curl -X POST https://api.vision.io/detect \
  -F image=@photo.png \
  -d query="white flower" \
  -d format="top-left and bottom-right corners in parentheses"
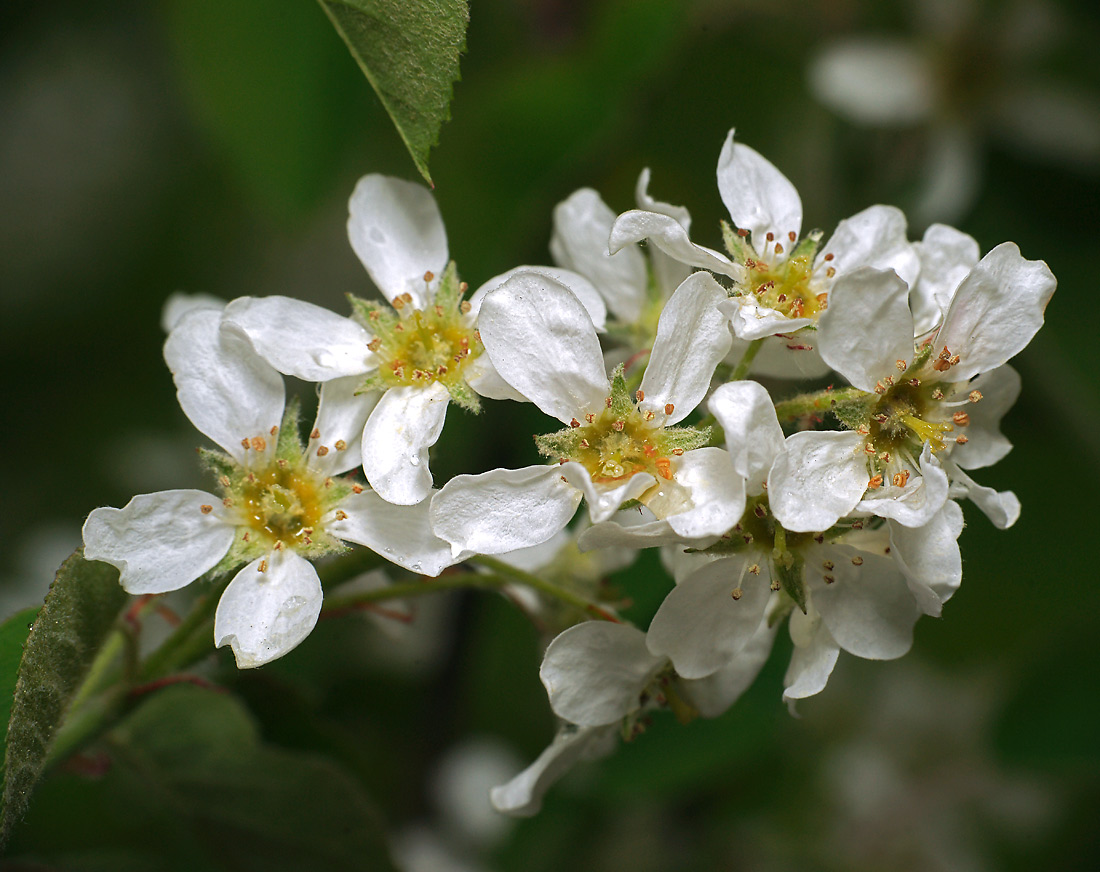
top-left (431, 269), bottom-right (741, 557)
top-left (492, 618), bottom-right (774, 816)
top-left (550, 169), bottom-right (692, 342)
top-left (221, 175), bottom-right (608, 507)
top-left (608, 129), bottom-right (919, 377)
top-left (644, 380), bottom-right (962, 694)
top-left (769, 241), bottom-right (1054, 531)
top-left (83, 307), bottom-right (460, 668)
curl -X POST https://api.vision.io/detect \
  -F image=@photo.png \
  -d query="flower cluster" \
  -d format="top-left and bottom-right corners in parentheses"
top-left (82, 129), bottom-right (1054, 813)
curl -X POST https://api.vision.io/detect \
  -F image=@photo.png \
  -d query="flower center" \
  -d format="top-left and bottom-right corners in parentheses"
top-left (237, 463), bottom-right (327, 546)
top-left (370, 301), bottom-right (481, 390)
top-left (534, 369), bottom-right (709, 486)
top-left (723, 224), bottom-right (830, 321)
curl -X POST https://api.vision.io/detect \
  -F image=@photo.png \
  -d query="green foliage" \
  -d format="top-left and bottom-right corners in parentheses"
top-left (318, 0), bottom-right (469, 184)
top-left (6, 684), bottom-right (399, 871)
top-left (0, 607), bottom-right (39, 774)
top-left (0, 550), bottom-right (128, 847)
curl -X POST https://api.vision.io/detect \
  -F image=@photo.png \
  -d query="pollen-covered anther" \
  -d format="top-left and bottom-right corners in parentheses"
top-left (788, 231), bottom-right (797, 242)
top-left (585, 413), bottom-right (595, 423)
top-left (579, 439), bottom-right (590, 448)
top-left (766, 231), bottom-right (775, 242)
top-left (892, 470), bottom-right (911, 488)
top-left (824, 574), bottom-right (836, 585)
top-left (823, 560), bottom-right (834, 571)
top-left (436, 365), bottom-right (448, 376)
top-left (813, 533), bottom-right (825, 544)
top-left (335, 440), bottom-right (347, 451)
top-left (909, 378), bottom-right (921, 387)
top-left (273, 540), bottom-right (284, 551)
top-left (257, 558), bottom-right (269, 573)
top-left (277, 458), bottom-right (288, 468)
top-left (352, 484), bottom-right (363, 494)
top-left (931, 388), bottom-right (945, 400)
top-left (316, 446), bottom-right (329, 457)
top-left (200, 504), bottom-right (213, 514)
top-left (240, 438), bottom-right (250, 450)
top-left (310, 429), bottom-right (321, 440)
top-left (953, 412), bottom-right (970, 426)
top-left (874, 381), bottom-right (887, 394)
top-left (730, 587), bottom-right (743, 600)
top-left (956, 435), bottom-right (969, 444)
top-left (749, 564), bottom-right (761, 575)
top-left (879, 451), bottom-right (892, 463)
top-left (671, 448), bottom-right (684, 456)
top-left (219, 475), bottom-right (231, 487)
top-left (392, 296), bottom-right (405, 310)
top-left (223, 497), bottom-right (233, 507)
top-left (770, 579), bottom-right (781, 591)
top-left (645, 411), bottom-right (655, 421)
top-left (570, 418), bottom-right (580, 428)
top-left (459, 300), bottom-right (472, 314)
top-left (884, 376), bottom-right (895, 388)
top-left (242, 532), bottom-right (250, 542)
top-left (857, 424), bottom-right (871, 435)
top-left (401, 292), bottom-right (413, 304)
top-left (324, 478), bottom-right (334, 489)
top-left (664, 403), bottom-right (675, 416)
top-left (826, 266), bottom-right (836, 278)
top-left (250, 436), bottom-right (267, 452)
top-left (754, 503), bottom-right (767, 519)
top-left (635, 390), bottom-right (645, 402)
top-left (269, 425), bottom-right (278, 436)
top-left (334, 510), bottom-right (348, 521)
top-left (423, 271), bottom-right (434, 283)
top-left (774, 243), bottom-right (784, 255)
top-left (868, 474), bottom-right (884, 489)
top-left (612, 420), bottom-right (625, 432)
top-left (896, 359), bottom-right (907, 371)
top-left (864, 443), bottom-right (877, 456)
top-left (969, 390), bottom-right (983, 403)
top-left (605, 397), bottom-right (613, 408)
top-left (367, 338), bottom-right (381, 352)
top-left (816, 293), bottom-right (829, 309)
top-left (851, 556), bottom-right (864, 566)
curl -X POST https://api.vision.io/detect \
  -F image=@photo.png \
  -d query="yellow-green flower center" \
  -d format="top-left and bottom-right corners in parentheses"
top-left (237, 463), bottom-right (327, 546)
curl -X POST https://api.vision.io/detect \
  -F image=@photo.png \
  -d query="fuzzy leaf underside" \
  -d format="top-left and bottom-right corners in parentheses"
top-left (318, 0), bottom-right (469, 183)
top-left (0, 549), bottom-right (128, 846)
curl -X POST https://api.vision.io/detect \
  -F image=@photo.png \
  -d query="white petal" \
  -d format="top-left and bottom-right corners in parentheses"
top-left (609, 210), bottom-right (739, 280)
top-left (708, 380), bottom-right (784, 488)
top-left (639, 273), bottom-right (732, 424)
top-left (478, 271), bottom-right (609, 424)
top-left (430, 465), bottom-right (581, 556)
top-left (719, 296), bottom-right (813, 342)
top-left (540, 622), bottom-right (665, 726)
top-left (578, 515), bottom-right (682, 550)
top-left (494, 529), bottom-right (572, 574)
top-left (469, 265), bottom-right (607, 332)
top-left (808, 39), bottom-right (935, 125)
top-left (888, 500), bottom-right (964, 616)
top-left (679, 612), bottom-right (778, 718)
top-left (634, 167), bottom-right (691, 229)
top-left (222, 296), bottom-right (373, 381)
top-left (821, 204), bottom-right (919, 288)
top-left (664, 447), bottom-right (746, 540)
top-left (463, 351), bottom-right (528, 402)
top-left (550, 187), bottom-right (647, 324)
top-left (82, 490), bottom-right (235, 595)
top-left (347, 174), bottom-right (448, 308)
top-left (646, 556), bottom-right (772, 679)
top-left (328, 490), bottom-right (462, 577)
top-left (736, 335), bottom-right (832, 380)
top-left (308, 376), bottom-right (380, 476)
top-left (950, 365), bottom-right (1020, 470)
top-left (911, 223), bottom-right (981, 334)
top-left (164, 309), bottom-right (285, 465)
top-left (560, 462), bottom-right (656, 524)
top-left (857, 444), bottom-right (949, 527)
top-left (783, 609), bottom-right (840, 708)
top-left (809, 546), bottom-right (921, 660)
top-left (214, 550), bottom-right (323, 668)
top-left (936, 242), bottom-right (1056, 382)
top-left (361, 382), bottom-right (449, 505)
top-left (945, 461), bottom-right (1021, 529)
top-left (768, 431), bottom-right (868, 533)
top-left (818, 267), bottom-right (914, 393)
top-left (161, 292), bottom-right (224, 333)
top-left (717, 131), bottom-right (802, 253)
top-left (490, 725), bottom-right (616, 817)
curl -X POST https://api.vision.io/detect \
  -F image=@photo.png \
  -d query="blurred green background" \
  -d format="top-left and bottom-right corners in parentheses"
top-left (1, 0), bottom-right (1098, 868)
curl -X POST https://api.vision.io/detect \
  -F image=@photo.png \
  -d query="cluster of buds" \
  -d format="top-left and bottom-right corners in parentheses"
top-left (81, 129), bottom-right (1054, 815)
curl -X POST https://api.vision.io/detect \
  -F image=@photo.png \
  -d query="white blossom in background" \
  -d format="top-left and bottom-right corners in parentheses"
top-left (608, 129), bottom-right (920, 377)
top-left (770, 241), bottom-right (1054, 532)
top-left (431, 269), bottom-right (741, 558)
top-left (550, 169), bottom-right (693, 348)
top-left (808, 0), bottom-right (1100, 223)
top-left (83, 307), bottom-right (459, 668)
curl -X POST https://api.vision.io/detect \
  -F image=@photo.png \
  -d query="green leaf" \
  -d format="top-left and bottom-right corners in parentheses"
top-left (0, 549), bottom-right (128, 847)
top-left (318, 0), bottom-right (469, 184)
top-left (0, 608), bottom-right (39, 773)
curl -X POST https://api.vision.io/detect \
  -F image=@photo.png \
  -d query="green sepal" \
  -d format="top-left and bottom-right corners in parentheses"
top-left (721, 219), bottom-right (750, 263)
top-left (663, 425), bottom-right (711, 454)
top-left (444, 378), bottom-right (481, 413)
top-left (772, 551), bottom-right (807, 614)
top-left (607, 365), bottom-right (633, 418)
top-left (198, 448), bottom-right (240, 485)
top-left (431, 261), bottom-right (463, 312)
top-left (534, 429), bottom-right (575, 461)
top-left (354, 374), bottom-right (389, 397)
top-left (831, 393), bottom-right (876, 432)
top-left (790, 227), bottom-right (823, 261)
top-left (347, 293), bottom-right (398, 331)
top-left (276, 396), bottom-right (305, 463)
